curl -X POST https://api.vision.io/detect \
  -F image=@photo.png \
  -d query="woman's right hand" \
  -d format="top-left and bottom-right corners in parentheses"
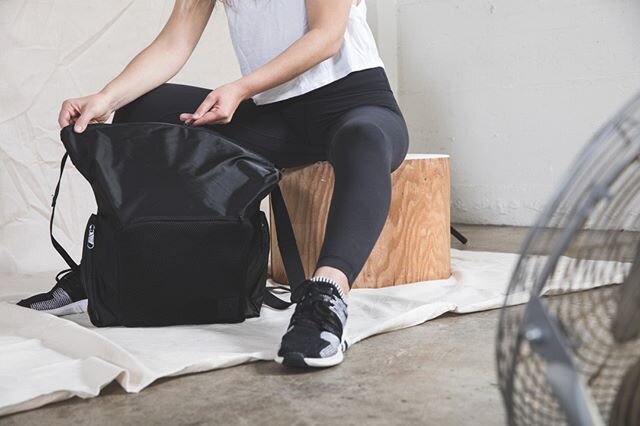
top-left (58, 92), bottom-right (115, 133)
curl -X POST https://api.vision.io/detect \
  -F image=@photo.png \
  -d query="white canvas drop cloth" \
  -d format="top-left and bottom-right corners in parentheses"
top-left (0, 248), bottom-right (629, 417)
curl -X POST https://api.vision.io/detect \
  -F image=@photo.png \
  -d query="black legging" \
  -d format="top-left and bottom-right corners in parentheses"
top-left (112, 66), bottom-right (409, 287)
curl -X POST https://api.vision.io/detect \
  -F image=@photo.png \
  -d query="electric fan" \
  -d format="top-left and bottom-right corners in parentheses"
top-left (496, 91), bottom-right (640, 426)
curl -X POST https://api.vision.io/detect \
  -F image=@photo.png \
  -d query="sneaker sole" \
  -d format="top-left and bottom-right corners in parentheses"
top-left (43, 299), bottom-right (88, 316)
top-left (274, 340), bottom-right (348, 368)
top-left (274, 349), bottom-right (344, 368)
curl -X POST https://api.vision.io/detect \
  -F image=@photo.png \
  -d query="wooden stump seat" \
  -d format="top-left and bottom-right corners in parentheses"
top-left (267, 154), bottom-right (451, 289)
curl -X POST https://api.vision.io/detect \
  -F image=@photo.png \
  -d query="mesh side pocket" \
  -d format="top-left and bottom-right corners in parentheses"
top-left (117, 216), bottom-right (253, 326)
top-left (81, 213), bottom-right (120, 327)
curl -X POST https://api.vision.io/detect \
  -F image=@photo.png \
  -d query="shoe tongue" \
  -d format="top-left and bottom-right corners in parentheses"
top-left (292, 279), bottom-right (338, 304)
top-left (310, 280), bottom-right (338, 297)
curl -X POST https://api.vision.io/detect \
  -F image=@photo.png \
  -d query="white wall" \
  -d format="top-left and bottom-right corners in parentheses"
top-left (395, 0), bottom-right (640, 226)
top-left (367, 0), bottom-right (399, 93)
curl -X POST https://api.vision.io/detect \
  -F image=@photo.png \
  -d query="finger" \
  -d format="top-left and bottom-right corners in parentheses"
top-left (74, 110), bottom-right (95, 133)
top-left (190, 111), bottom-right (217, 126)
top-left (58, 102), bottom-right (79, 128)
top-left (58, 109), bottom-right (72, 129)
top-left (194, 104), bottom-right (234, 125)
top-left (192, 93), bottom-right (218, 120)
top-left (61, 112), bottom-right (80, 128)
top-left (180, 115), bottom-right (196, 126)
top-left (192, 109), bottom-right (230, 126)
top-left (179, 113), bottom-right (195, 123)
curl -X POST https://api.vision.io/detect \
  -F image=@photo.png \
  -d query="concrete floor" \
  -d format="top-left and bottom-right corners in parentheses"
top-left (3, 224), bottom-right (532, 426)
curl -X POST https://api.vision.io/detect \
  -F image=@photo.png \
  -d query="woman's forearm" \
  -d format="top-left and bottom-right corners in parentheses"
top-left (99, 0), bottom-right (216, 111)
top-left (236, 28), bottom-right (343, 100)
top-left (99, 39), bottom-right (191, 111)
top-left (236, 0), bottom-right (352, 100)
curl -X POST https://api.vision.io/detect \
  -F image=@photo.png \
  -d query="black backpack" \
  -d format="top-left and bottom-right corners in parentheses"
top-left (51, 122), bottom-right (306, 327)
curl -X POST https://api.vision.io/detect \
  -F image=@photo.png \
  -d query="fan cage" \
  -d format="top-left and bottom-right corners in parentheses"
top-left (496, 92), bottom-right (640, 425)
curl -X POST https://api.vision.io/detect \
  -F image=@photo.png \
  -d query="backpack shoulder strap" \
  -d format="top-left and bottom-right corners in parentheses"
top-left (264, 183), bottom-right (306, 309)
top-left (50, 153), bottom-right (80, 271)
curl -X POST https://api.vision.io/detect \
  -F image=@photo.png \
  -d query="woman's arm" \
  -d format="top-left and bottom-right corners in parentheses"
top-left (183, 0), bottom-right (353, 126)
top-left (60, 0), bottom-right (215, 132)
top-left (101, 0), bottom-right (216, 110)
top-left (237, 0), bottom-right (353, 101)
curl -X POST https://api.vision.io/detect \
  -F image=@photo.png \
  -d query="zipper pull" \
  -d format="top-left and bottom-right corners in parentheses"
top-left (87, 224), bottom-right (95, 249)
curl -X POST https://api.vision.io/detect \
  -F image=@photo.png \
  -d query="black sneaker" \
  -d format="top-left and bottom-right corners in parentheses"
top-left (17, 268), bottom-right (87, 316)
top-left (275, 278), bottom-right (349, 368)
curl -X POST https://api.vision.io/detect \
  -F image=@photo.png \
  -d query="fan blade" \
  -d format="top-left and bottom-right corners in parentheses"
top-left (609, 358), bottom-right (640, 426)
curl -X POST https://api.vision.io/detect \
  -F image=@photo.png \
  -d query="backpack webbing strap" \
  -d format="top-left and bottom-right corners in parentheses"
top-left (50, 153), bottom-right (79, 271)
top-left (263, 287), bottom-right (294, 310)
top-left (264, 183), bottom-right (307, 310)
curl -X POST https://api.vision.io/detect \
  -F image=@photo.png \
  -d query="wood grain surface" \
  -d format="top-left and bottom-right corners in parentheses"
top-left (268, 156), bottom-right (451, 288)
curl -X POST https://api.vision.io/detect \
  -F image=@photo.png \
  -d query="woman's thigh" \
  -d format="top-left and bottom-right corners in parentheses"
top-left (112, 82), bottom-right (322, 168)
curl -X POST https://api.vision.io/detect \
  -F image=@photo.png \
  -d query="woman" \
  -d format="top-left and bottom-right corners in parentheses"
top-left (18, 0), bottom-right (409, 368)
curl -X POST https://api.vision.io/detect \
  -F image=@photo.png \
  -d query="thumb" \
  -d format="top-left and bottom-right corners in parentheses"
top-left (74, 111), bottom-right (94, 133)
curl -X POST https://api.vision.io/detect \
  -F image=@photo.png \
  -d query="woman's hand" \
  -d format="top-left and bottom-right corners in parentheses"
top-left (58, 92), bottom-right (115, 133)
top-left (179, 81), bottom-right (249, 126)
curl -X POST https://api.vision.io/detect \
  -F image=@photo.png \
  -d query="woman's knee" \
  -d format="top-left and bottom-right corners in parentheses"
top-left (327, 115), bottom-right (393, 173)
top-left (333, 115), bottom-right (386, 142)
top-left (328, 116), bottom-right (391, 163)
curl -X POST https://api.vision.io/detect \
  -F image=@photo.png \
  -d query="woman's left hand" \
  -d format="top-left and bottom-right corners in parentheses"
top-left (180, 81), bottom-right (248, 126)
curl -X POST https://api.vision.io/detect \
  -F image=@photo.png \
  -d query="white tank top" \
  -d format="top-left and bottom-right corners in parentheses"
top-left (223, 0), bottom-right (385, 105)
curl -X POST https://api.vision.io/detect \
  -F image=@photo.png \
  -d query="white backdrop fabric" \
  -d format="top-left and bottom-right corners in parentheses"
top-left (0, 0), bottom-right (241, 275)
top-left (0, 248), bottom-right (629, 417)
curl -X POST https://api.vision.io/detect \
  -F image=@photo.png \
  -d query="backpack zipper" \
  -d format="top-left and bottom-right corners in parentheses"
top-left (125, 215), bottom-right (246, 229)
top-left (82, 214), bottom-right (101, 323)
top-left (87, 224), bottom-right (95, 249)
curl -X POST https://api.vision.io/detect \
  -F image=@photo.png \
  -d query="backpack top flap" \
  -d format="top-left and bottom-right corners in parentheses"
top-left (59, 122), bottom-right (281, 225)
